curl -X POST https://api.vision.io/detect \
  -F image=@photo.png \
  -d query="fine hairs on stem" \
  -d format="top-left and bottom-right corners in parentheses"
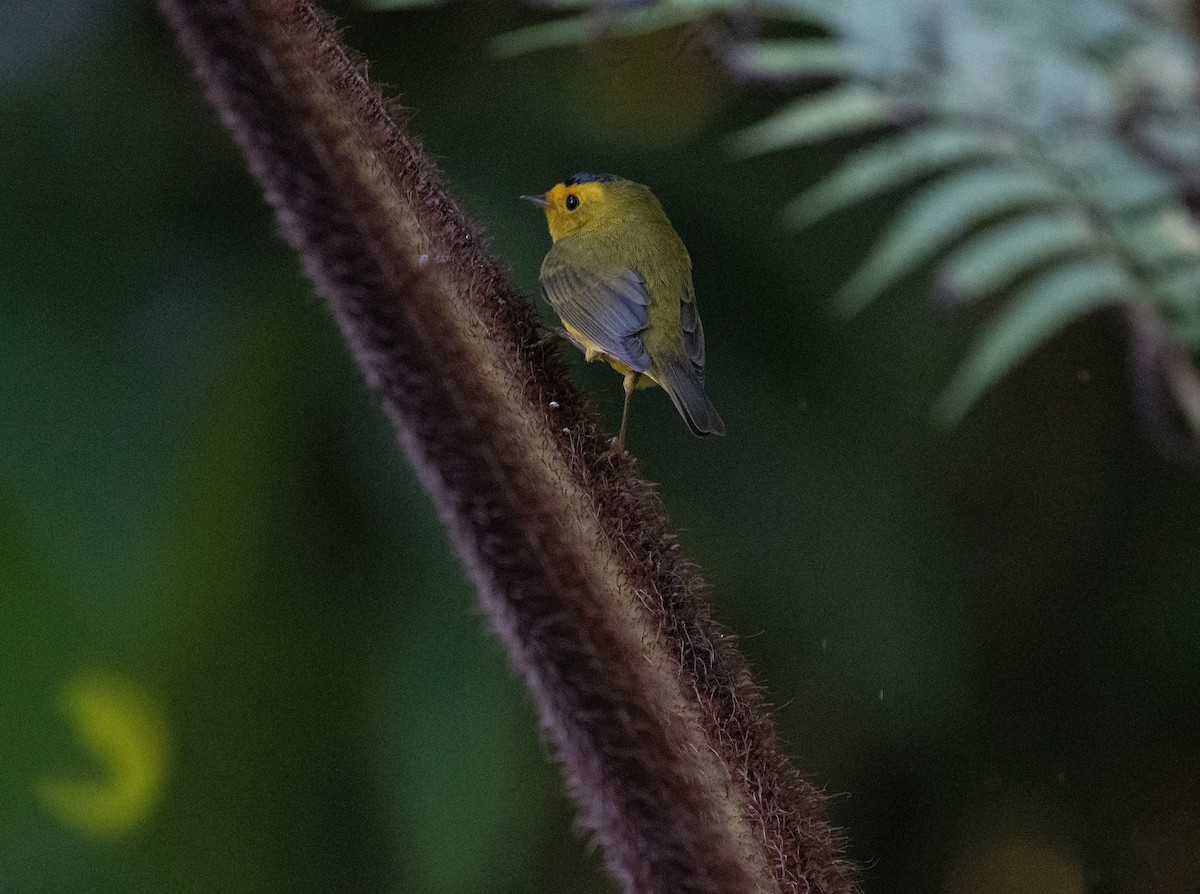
top-left (158, 2), bottom-right (857, 891)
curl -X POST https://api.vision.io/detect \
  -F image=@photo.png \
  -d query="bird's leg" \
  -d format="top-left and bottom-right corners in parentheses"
top-left (616, 372), bottom-right (636, 454)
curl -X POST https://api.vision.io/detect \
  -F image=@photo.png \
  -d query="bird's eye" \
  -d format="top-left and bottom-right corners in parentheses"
top-left (565, 194), bottom-right (580, 211)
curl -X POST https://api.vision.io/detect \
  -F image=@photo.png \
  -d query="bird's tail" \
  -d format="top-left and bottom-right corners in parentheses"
top-left (656, 361), bottom-right (725, 437)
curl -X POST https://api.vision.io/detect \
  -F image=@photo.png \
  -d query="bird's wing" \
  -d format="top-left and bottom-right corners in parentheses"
top-left (541, 252), bottom-right (651, 373)
top-left (679, 281), bottom-right (705, 382)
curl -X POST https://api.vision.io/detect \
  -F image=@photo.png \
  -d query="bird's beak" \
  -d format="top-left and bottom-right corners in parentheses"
top-left (520, 194), bottom-right (550, 208)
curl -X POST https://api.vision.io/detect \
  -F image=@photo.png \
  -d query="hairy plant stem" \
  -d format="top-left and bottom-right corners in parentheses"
top-left (158, 2), bottom-right (856, 891)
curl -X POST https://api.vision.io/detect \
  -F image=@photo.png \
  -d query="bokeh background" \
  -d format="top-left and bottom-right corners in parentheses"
top-left (3, 2), bottom-right (1200, 892)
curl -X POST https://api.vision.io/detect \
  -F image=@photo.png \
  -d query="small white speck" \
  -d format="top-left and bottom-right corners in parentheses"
top-left (562, 428), bottom-right (570, 433)
top-left (549, 401), bottom-right (559, 409)
top-left (418, 253), bottom-right (429, 266)
top-left (878, 689), bottom-right (884, 701)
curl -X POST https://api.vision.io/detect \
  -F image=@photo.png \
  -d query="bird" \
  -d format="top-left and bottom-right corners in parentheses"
top-left (522, 173), bottom-right (724, 453)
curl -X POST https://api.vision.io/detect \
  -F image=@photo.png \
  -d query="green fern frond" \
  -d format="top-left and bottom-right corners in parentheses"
top-left (832, 165), bottom-right (1076, 317)
top-left (729, 84), bottom-right (892, 156)
top-left (728, 39), bottom-right (857, 81)
top-left (1156, 268), bottom-right (1200, 348)
top-left (492, 15), bottom-right (594, 57)
top-left (1068, 141), bottom-right (1180, 214)
top-left (782, 127), bottom-right (1012, 230)
top-left (936, 260), bottom-right (1141, 422)
top-left (936, 213), bottom-right (1099, 304)
top-left (1113, 209), bottom-right (1200, 273)
top-left (493, 1), bottom-right (743, 57)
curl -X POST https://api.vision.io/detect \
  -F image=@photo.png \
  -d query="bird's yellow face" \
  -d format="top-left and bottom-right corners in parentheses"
top-left (535, 180), bottom-right (610, 242)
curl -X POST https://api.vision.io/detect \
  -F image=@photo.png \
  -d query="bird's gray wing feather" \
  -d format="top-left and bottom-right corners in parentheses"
top-left (679, 281), bottom-right (705, 382)
top-left (541, 254), bottom-right (651, 373)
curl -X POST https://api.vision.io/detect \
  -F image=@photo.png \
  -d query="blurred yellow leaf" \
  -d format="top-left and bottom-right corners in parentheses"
top-left (36, 671), bottom-right (170, 840)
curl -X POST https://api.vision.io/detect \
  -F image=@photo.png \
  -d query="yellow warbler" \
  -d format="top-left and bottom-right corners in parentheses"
top-left (522, 173), bottom-right (724, 452)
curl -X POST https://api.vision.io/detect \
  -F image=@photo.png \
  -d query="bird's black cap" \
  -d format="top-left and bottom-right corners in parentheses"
top-left (563, 172), bottom-right (619, 186)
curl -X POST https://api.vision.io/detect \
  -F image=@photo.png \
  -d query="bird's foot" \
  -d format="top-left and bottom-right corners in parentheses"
top-left (600, 435), bottom-right (627, 462)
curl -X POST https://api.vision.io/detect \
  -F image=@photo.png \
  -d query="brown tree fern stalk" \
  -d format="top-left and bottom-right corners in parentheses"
top-left (158, 2), bottom-right (857, 891)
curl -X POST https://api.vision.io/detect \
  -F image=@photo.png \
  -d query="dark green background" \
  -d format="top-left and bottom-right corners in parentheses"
top-left (2, 2), bottom-right (1198, 891)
